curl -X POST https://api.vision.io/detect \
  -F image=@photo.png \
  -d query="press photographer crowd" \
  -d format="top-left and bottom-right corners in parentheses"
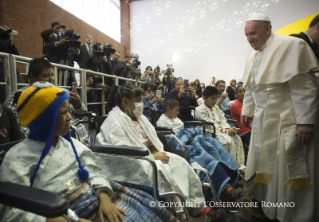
top-left (0, 12), bottom-right (319, 222)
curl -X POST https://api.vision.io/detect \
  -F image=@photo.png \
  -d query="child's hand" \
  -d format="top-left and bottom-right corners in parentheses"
top-left (98, 192), bottom-right (127, 222)
top-left (153, 151), bottom-right (170, 164)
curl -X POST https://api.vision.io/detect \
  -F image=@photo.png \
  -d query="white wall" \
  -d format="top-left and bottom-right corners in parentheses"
top-left (50, 0), bottom-right (121, 42)
top-left (130, 0), bottom-right (318, 86)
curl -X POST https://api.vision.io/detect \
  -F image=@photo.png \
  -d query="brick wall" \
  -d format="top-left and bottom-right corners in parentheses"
top-left (0, 0), bottom-right (126, 64)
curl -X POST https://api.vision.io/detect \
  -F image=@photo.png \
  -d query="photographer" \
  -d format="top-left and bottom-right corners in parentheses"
top-left (0, 26), bottom-right (19, 103)
top-left (42, 24), bottom-right (80, 66)
top-left (130, 58), bottom-right (142, 81)
top-left (0, 26), bottom-right (19, 55)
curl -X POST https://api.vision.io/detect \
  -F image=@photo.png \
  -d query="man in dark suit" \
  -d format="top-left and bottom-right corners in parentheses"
top-left (112, 51), bottom-right (126, 76)
top-left (74, 35), bottom-right (93, 69)
top-left (290, 14), bottom-right (319, 63)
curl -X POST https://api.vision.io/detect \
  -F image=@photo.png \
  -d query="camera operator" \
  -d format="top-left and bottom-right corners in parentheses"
top-left (85, 73), bottom-right (108, 117)
top-left (123, 55), bottom-right (132, 66)
top-left (0, 26), bottom-right (19, 55)
top-left (73, 34), bottom-right (93, 69)
top-left (118, 65), bottom-right (132, 86)
top-left (130, 58), bottom-right (142, 81)
top-left (112, 51), bottom-right (126, 76)
top-left (42, 23), bottom-right (80, 66)
top-left (163, 68), bottom-right (175, 92)
top-left (0, 26), bottom-right (19, 103)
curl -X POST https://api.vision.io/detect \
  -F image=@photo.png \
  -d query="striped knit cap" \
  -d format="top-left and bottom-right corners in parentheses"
top-left (17, 82), bottom-right (89, 187)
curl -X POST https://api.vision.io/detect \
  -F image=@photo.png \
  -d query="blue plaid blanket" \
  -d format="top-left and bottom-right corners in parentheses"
top-left (60, 181), bottom-right (179, 222)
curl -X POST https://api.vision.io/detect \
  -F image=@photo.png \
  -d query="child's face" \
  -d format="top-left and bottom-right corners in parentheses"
top-left (166, 106), bottom-right (180, 119)
top-left (203, 95), bottom-right (218, 109)
top-left (54, 100), bottom-right (72, 136)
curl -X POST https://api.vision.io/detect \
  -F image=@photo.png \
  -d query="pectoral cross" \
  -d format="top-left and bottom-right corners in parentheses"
top-left (251, 77), bottom-right (257, 91)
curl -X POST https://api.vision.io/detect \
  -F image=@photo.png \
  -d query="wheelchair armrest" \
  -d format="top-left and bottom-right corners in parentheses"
top-left (73, 111), bottom-right (97, 119)
top-left (154, 126), bottom-right (172, 132)
top-left (227, 119), bottom-right (238, 124)
top-left (0, 182), bottom-right (68, 218)
top-left (184, 121), bottom-right (204, 127)
top-left (143, 106), bottom-right (152, 111)
top-left (90, 145), bottom-right (149, 156)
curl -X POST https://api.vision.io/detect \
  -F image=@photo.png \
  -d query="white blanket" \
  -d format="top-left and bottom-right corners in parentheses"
top-left (96, 107), bottom-right (205, 209)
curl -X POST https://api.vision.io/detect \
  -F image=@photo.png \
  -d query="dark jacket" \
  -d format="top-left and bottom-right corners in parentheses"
top-left (165, 90), bottom-right (198, 121)
top-left (194, 85), bottom-right (202, 98)
top-left (290, 32), bottom-right (319, 63)
top-left (112, 60), bottom-right (126, 76)
top-left (74, 44), bottom-right (91, 69)
top-left (226, 86), bottom-right (236, 101)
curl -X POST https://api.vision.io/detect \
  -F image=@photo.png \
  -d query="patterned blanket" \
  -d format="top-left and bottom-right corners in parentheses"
top-left (60, 181), bottom-right (179, 222)
top-left (168, 127), bottom-right (239, 198)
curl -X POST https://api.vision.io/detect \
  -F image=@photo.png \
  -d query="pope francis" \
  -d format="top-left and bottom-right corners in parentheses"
top-left (241, 13), bottom-right (319, 222)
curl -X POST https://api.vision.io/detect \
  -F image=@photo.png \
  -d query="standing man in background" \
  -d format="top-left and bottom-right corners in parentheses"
top-left (290, 14), bottom-right (319, 63)
top-left (74, 35), bottom-right (93, 69)
top-left (241, 13), bottom-right (318, 222)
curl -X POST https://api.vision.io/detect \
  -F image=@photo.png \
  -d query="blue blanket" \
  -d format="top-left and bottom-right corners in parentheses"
top-left (168, 127), bottom-right (238, 198)
top-left (61, 182), bottom-right (179, 222)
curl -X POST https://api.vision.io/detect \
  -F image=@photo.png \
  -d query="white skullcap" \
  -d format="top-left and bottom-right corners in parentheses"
top-left (247, 13), bottom-right (271, 22)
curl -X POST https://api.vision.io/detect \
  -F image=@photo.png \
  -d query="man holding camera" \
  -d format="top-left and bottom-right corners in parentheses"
top-left (0, 26), bottom-right (19, 103)
top-left (42, 22), bottom-right (80, 66)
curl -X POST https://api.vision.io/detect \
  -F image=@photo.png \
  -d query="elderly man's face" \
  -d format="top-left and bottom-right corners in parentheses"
top-left (114, 52), bottom-right (121, 61)
top-left (85, 36), bottom-right (93, 45)
top-left (244, 21), bottom-right (271, 51)
top-left (216, 82), bottom-right (226, 95)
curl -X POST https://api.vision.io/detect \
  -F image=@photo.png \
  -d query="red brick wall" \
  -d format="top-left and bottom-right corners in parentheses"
top-left (0, 0), bottom-right (126, 61)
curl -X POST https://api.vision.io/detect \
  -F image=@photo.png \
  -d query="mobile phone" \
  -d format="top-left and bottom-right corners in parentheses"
top-left (156, 90), bottom-right (162, 97)
top-left (184, 79), bottom-right (189, 88)
top-left (71, 82), bottom-right (78, 93)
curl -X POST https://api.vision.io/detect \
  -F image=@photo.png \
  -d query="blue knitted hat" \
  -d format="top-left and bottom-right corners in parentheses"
top-left (17, 82), bottom-right (89, 187)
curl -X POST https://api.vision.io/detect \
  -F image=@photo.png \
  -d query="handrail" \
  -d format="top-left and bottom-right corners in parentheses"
top-left (4, 53), bottom-right (147, 117)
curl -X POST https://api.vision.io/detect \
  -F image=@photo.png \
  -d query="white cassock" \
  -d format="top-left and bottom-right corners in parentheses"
top-left (242, 32), bottom-right (319, 222)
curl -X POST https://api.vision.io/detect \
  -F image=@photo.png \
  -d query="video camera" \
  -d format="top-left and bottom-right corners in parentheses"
top-left (0, 25), bottom-right (18, 39)
top-left (130, 53), bottom-right (141, 68)
top-left (166, 64), bottom-right (174, 73)
top-left (92, 43), bottom-right (105, 57)
top-left (63, 29), bottom-right (81, 48)
top-left (103, 43), bottom-right (116, 56)
top-left (93, 76), bottom-right (103, 86)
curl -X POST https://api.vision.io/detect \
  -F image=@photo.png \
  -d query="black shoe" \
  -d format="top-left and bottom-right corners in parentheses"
top-left (251, 211), bottom-right (278, 222)
top-left (220, 187), bottom-right (246, 202)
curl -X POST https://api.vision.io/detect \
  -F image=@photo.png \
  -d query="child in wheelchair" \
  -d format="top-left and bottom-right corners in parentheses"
top-left (157, 98), bottom-right (245, 202)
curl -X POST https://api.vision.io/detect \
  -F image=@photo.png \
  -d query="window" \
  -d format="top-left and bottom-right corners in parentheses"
top-left (50, 0), bottom-right (121, 42)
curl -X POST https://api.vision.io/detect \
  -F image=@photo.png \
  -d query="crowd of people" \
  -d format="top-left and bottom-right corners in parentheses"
top-left (0, 12), bottom-right (318, 222)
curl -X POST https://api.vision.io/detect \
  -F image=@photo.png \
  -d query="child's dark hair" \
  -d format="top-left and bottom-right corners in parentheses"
top-left (107, 83), bottom-right (143, 111)
top-left (235, 84), bottom-right (244, 94)
top-left (163, 98), bottom-right (180, 113)
top-left (143, 82), bottom-right (154, 92)
top-left (203, 86), bottom-right (218, 98)
top-left (28, 58), bottom-right (53, 82)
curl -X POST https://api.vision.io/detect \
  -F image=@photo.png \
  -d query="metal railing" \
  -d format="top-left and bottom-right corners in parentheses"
top-left (1, 53), bottom-right (144, 117)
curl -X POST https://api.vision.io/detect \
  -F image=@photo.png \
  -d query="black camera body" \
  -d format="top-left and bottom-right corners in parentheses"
top-left (0, 25), bottom-right (17, 39)
top-left (93, 76), bottom-right (103, 86)
top-left (132, 58), bottom-right (141, 68)
top-left (103, 43), bottom-right (116, 56)
top-left (63, 29), bottom-right (81, 48)
top-left (93, 43), bottom-right (105, 57)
